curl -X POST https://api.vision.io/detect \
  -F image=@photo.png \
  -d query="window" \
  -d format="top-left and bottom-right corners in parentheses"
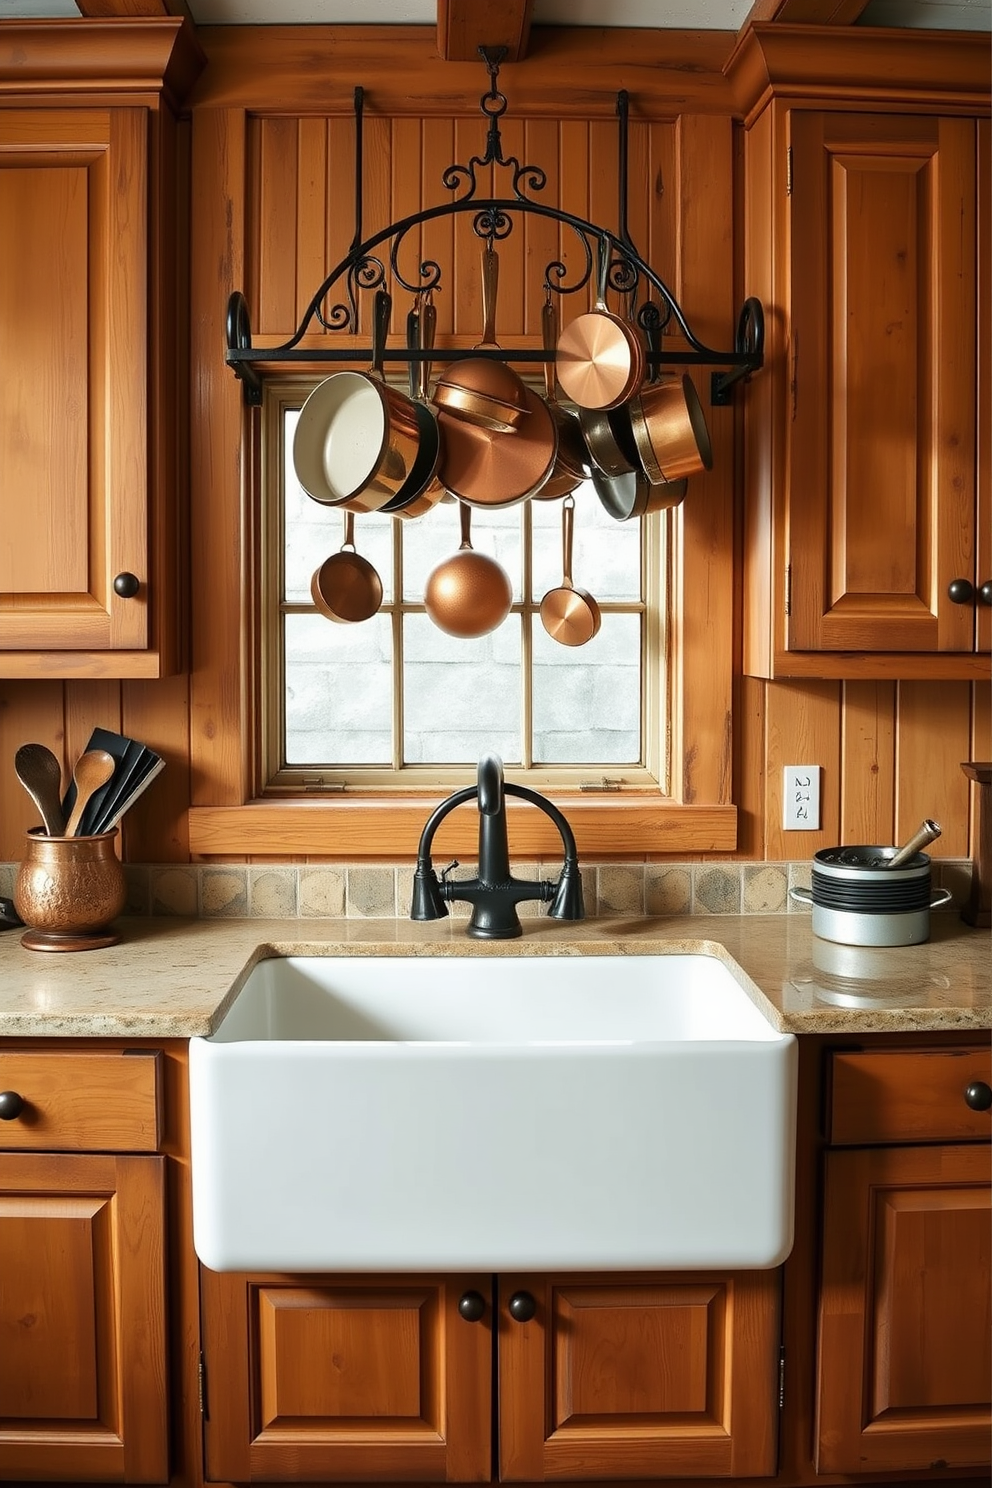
top-left (262, 381), bottom-right (670, 797)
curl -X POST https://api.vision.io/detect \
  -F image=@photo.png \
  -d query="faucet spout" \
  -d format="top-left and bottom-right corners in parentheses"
top-left (410, 753), bottom-right (584, 940)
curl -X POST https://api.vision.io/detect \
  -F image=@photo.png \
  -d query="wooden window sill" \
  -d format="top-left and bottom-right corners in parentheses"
top-left (187, 799), bottom-right (738, 861)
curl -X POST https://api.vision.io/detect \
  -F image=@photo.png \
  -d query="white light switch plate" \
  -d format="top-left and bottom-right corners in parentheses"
top-left (783, 765), bottom-right (821, 831)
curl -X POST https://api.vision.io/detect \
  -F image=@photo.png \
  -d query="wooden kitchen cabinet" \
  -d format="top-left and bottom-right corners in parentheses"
top-left (734, 30), bottom-right (991, 680)
top-left (0, 1049), bottom-right (168, 1483)
top-left (815, 1046), bottom-right (992, 1474)
top-left (199, 1265), bottom-right (782, 1483)
top-left (0, 21), bottom-right (202, 679)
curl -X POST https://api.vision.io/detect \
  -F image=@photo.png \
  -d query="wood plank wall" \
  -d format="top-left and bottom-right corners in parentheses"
top-left (0, 31), bottom-right (987, 867)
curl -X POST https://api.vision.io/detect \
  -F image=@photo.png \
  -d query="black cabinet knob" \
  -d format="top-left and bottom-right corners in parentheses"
top-left (964, 1081), bottom-right (992, 1112)
top-left (978, 580), bottom-right (992, 607)
top-left (0, 1090), bottom-right (25, 1120)
top-left (457, 1290), bottom-right (486, 1323)
top-left (947, 578), bottom-right (975, 605)
top-left (507, 1290), bottom-right (536, 1323)
top-left (113, 572), bottom-right (140, 598)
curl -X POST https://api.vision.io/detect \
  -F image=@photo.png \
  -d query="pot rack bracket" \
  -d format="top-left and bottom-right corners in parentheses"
top-left (225, 50), bottom-right (764, 409)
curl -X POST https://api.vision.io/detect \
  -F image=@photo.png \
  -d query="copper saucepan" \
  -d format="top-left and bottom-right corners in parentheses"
top-left (310, 511), bottom-right (384, 623)
top-left (555, 235), bottom-right (644, 411)
top-left (293, 289), bottom-right (421, 512)
top-left (627, 371), bottom-right (713, 484)
top-left (540, 495), bottom-right (602, 647)
top-left (432, 247), bottom-right (529, 433)
top-left (590, 407), bottom-right (687, 521)
top-left (423, 501), bottom-right (513, 638)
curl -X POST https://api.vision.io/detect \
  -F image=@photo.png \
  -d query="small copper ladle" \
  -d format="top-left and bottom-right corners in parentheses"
top-left (540, 495), bottom-right (602, 648)
top-left (423, 502), bottom-right (513, 639)
top-left (310, 512), bottom-right (384, 624)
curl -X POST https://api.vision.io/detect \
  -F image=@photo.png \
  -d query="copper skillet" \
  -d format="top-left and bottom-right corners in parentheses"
top-left (438, 372), bottom-right (558, 509)
top-left (555, 235), bottom-right (645, 412)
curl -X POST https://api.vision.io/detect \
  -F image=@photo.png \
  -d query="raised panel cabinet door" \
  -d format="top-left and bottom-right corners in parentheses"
top-left (787, 112), bottom-right (979, 657)
top-left (497, 1271), bottom-right (781, 1481)
top-left (817, 1143), bottom-right (991, 1474)
top-left (199, 1268), bottom-right (492, 1482)
top-left (0, 107), bottom-right (149, 658)
top-left (0, 1151), bottom-right (168, 1483)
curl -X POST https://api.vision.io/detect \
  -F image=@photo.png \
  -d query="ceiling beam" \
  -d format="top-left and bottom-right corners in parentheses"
top-left (74, 0), bottom-right (192, 18)
top-left (436, 0), bottom-right (534, 62)
top-left (742, 0), bottom-right (872, 21)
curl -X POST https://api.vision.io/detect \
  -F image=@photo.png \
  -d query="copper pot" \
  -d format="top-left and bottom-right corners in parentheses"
top-left (432, 248), bottom-right (529, 433)
top-left (293, 289), bottom-right (422, 512)
top-left (555, 236), bottom-right (644, 411)
top-left (423, 502), bottom-right (513, 637)
top-left (14, 827), bottom-right (127, 952)
top-left (534, 296), bottom-right (594, 501)
top-left (310, 512), bottom-right (384, 624)
top-left (380, 296), bottom-right (447, 520)
top-left (627, 372), bottom-right (712, 483)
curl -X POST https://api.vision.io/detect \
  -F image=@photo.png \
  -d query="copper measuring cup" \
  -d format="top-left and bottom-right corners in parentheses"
top-left (310, 512), bottom-right (384, 623)
top-left (540, 496), bottom-right (602, 647)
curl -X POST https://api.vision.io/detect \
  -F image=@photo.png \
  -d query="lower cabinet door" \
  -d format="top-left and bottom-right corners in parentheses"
top-left (817, 1143), bottom-right (992, 1473)
top-left (496, 1271), bottom-right (782, 1481)
top-left (199, 1269), bottom-right (492, 1482)
top-left (0, 1151), bottom-right (168, 1483)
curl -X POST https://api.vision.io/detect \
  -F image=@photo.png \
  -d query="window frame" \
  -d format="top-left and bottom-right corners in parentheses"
top-left (186, 71), bottom-right (739, 861)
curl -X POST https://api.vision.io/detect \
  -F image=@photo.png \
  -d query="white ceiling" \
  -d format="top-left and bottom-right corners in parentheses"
top-left (0, 0), bottom-right (988, 26)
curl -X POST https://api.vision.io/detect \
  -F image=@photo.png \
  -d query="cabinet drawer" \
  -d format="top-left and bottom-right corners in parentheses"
top-left (828, 1049), bottom-right (992, 1145)
top-left (0, 1051), bottom-right (160, 1152)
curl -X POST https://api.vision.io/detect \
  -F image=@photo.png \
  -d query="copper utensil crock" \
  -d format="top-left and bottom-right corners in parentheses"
top-left (14, 828), bottom-right (127, 952)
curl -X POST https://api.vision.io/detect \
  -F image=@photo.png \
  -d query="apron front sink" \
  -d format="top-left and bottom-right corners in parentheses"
top-left (189, 952), bottom-right (797, 1272)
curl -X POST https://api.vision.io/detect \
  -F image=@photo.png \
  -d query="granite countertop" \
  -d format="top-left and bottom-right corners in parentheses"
top-left (0, 912), bottom-right (987, 1039)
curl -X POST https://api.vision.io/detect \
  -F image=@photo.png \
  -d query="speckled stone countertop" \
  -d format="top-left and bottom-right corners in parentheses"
top-left (0, 912), bottom-right (987, 1039)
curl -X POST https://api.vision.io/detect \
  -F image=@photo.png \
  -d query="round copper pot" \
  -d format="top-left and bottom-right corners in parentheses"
top-left (310, 511), bottom-right (383, 624)
top-left (14, 828), bottom-right (127, 952)
top-left (627, 373), bottom-right (712, 482)
top-left (423, 502), bottom-right (513, 637)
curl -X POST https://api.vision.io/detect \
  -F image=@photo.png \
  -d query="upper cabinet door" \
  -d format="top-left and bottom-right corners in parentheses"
top-left (0, 107), bottom-right (152, 666)
top-left (787, 110), bottom-right (977, 658)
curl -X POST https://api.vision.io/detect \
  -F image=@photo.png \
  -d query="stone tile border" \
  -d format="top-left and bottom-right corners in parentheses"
top-left (2, 859), bottom-right (972, 920)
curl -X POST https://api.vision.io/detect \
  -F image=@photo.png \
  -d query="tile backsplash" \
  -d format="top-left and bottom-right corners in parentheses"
top-left (1, 859), bottom-right (973, 920)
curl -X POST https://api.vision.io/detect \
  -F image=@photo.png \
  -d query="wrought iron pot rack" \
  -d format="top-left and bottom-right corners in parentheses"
top-left (225, 49), bottom-right (764, 410)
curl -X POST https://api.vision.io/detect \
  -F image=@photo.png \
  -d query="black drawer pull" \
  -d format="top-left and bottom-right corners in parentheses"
top-left (0, 1090), bottom-right (25, 1120)
top-left (964, 1081), bottom-right (992, 1112)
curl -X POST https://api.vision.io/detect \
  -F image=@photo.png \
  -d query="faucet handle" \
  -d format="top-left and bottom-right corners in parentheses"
top-left (439, 859), bottom-right (460, 883)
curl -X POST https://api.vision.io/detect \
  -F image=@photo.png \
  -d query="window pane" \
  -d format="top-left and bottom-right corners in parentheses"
top-left (531, 483), bottom-right (640, 602)
top-left (532, 613), bottom-right (641, 764)
top-left (285, 613), bottom-right (392, 764)
top-left (404, 614), bottom-right (521, 764)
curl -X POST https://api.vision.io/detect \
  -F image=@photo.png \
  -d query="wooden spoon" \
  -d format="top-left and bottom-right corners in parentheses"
top-left (14, 743), bottom-right (65, 836)
top-left (64, 749), bottom-right (117, 836)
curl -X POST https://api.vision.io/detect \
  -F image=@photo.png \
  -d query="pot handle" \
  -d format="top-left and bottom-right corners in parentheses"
top-left (929, 887), bottom-right (953, 909)
top-left (789, 886), bottom-right (813, 905)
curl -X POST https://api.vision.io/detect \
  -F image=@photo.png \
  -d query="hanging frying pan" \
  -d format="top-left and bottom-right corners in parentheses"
top-left (432, 247), bottom-right (529, 433)
top-left (310, 511), bottom-right (384, 623)
top-left (555, 235), bottom-right (644, 411)
top-left (437, 388), bottom-right (558, 508)
top-left (540, 495), bottom-right (602, 646)
top-left (423, 501), bottom-right (513, 637)
top-left (294, 289), bottom-right (421, 511)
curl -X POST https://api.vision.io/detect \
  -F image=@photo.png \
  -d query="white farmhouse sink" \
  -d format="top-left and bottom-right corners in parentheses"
top-left (189, 953), bottom-right (797, 1273)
